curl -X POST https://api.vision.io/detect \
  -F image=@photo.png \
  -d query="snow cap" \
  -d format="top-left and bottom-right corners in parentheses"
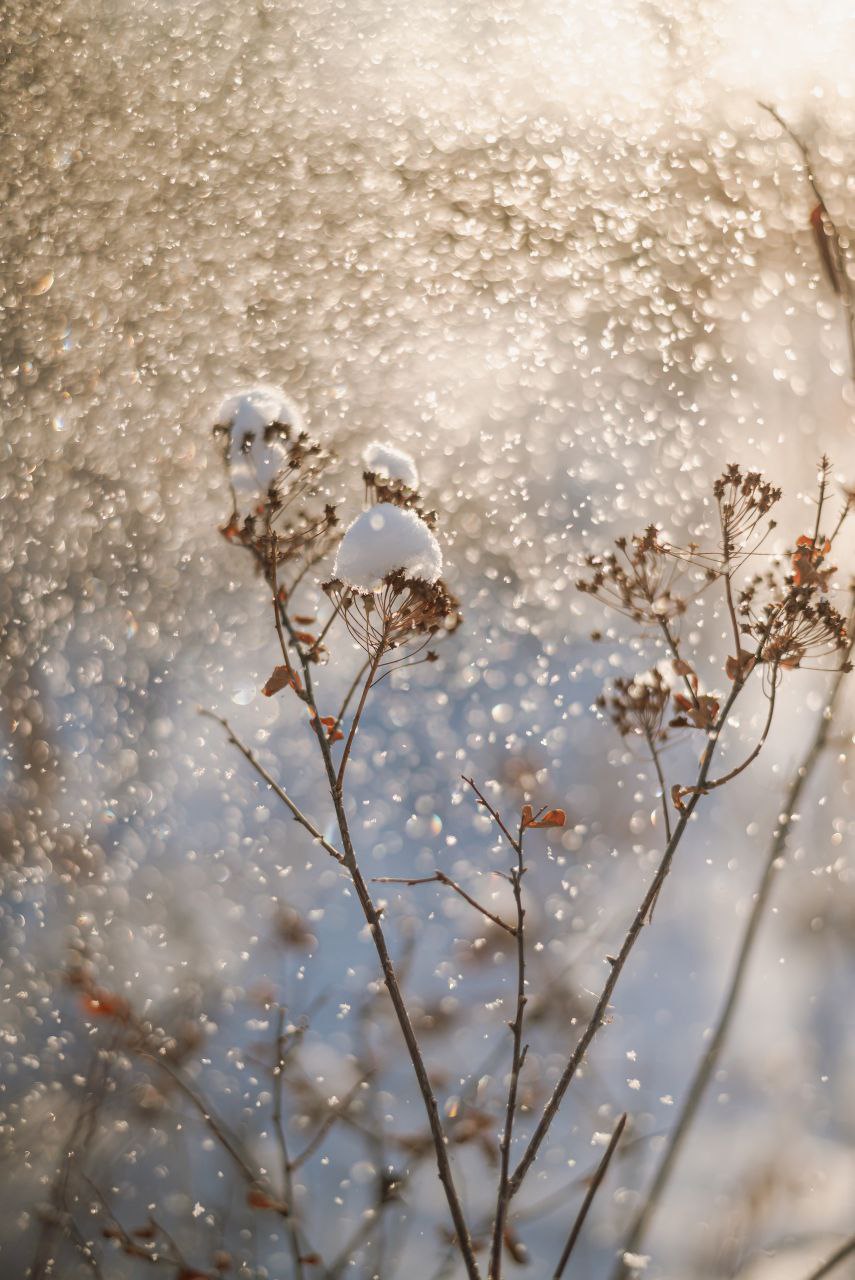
top-left (334, 503), bottom-right (442, 590)
top-left (216, 384), bottom-right (304, 438)
top-left (362, 440), bottom-right (419, 490)
top-left (216, 385), bottom-right (304, 492)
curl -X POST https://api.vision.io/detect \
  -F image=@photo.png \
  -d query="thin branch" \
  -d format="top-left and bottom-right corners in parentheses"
top-left (553, 1113), bottom-right (627, 1278)
top-left (644, 729), bottom-right (672, 844)
top-left (288, 1075), bottom-right (369, 1171)
top-left (760, 103), bottom-right (855, 381)
top-left (611, 629), bottom-right (853, 1278)
top-left (462, 777), bottom-right (522, 854)
top-left (272, 603), bottom-right (482, 1279)
top-left (373, 871), bottom-right (518, 937)
top-left (139, 1049), bottom-right (286, 1212)
top-left (506, 675), bottom-right (746, 1200)
top-left (332, 657), bottom-right (372, 737)
top-left (677, 670), bottom-right (778, 801)
top-left (488, 820), bottom-right (529, 1280)
top-left (336, 637), bottom-right (388, 789)
top-left (272, 1009), bottom-right (306, 1280)
top-left (200, 709), bottom-right (344, 864)
top-left (803, 1235), bottom-right (855, 1280)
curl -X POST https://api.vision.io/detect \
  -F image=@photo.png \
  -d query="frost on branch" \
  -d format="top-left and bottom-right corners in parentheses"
top-left (333, 503), bottom-right (442, 590)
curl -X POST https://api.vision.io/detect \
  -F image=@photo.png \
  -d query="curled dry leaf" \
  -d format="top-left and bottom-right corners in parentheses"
top-left (309, 710), bottom-right (344, 743)
top-left (671, 783), bottom-right (688, 812)
top-left (521, 804), bottom-right (566, 830)
top-left (725, 648), bottom-right (756, 681)
top-left (246, 1187), bottom-right (289, 1214)
top-left (81, 988), bottom-right (131, 1022)
top-left (671, 692), bottom-right (719, 730)
top-left (791, 535), bottom-right (834, 590)
top-left (262, 665), bottom-right (303, 697)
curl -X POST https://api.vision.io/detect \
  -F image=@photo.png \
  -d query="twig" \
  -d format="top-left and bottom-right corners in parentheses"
top-left (200, 709), bottom-right (344, 864)
top-left (373, 871), bottom-right (518, 937)
top-left (644, 729), bottom-right (672, 844)
top-left (803, 1234), bottom-right (855, 1280)
top-left (336, 635), bottom-right (387, 789)
top-left (272, 1009), bottom-right (306, 1280)
top-left (505, 675), bottom-right (746, 1200)
top-left (760, 103), bottom-right (855, 380)
top-left (332, 657), bottom-right (372, 737)
top-left (272, 602), bottom-right (482, 1279)
top-left (610, 630), bottom-right (853, 1277)
top-left (30, 1044), bottom-right (112, 1280)
top-left (553, 1113), bottom-right (627, 1278)
top-left (288, 1074), bottom-right (369, 1171)
top-left (487, 809), bottom-right (529, 1279)
top-left (139, 1049), bottom-right (287, 1214)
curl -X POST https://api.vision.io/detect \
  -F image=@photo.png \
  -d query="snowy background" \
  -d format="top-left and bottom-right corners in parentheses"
top-left (3, 0), bottom-right (855, 1276)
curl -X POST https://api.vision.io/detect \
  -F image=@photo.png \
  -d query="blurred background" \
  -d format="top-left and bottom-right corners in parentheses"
top-left (3, 0), bottom-right (855, 1276)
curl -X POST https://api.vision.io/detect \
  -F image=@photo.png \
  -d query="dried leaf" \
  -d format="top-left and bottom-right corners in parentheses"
top-left (810, 202), bottom-right (843, 296)
top-left (262, 665), bottom-right (303, 697)
top-left (246, 1188), bottom-right (288, 1214)
top-left (725, 648), bottom-right (756, 681)
top-left (81, 988), bottom-right (130, 1022)
top-left (521, 805), bottom-right (566, 830)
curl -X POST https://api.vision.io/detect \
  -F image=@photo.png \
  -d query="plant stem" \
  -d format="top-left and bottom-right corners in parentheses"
top-left (488, 826), bottom-right (528, 1279)
top-left (803, 1234), bottom-right (855, 1280)
top-left (553, 1112), bottom-right (627, 1278)
top-left (610, 644), bottom-right (851, 1278)
top-left (279, 604), bottom-right (482, 1279)
top-left (505, 677), bottom-right (746, 1200)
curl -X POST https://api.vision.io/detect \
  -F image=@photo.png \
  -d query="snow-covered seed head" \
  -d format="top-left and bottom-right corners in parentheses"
top-left (361, 440), bottom-right (435, 523)
top-left (362, 441), bottom-right (419, 491)
top-left (214, 384), bottom-right (336, 574)
top-left (325, 505), bottom-right (459, 663)
top-left (334, 504), bottom-right (441, 590)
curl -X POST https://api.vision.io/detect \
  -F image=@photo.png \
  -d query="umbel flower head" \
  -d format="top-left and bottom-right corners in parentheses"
top-left (577, 525), bottom-right (689, 624)
top-left (597, 669), bottom-right (672, 744)
top-left (713, 463), bottom-right (782, 561)
top-left (324, 504), bottom-right (460, 665)
top-left (213, 384), bottom-right (337, 574)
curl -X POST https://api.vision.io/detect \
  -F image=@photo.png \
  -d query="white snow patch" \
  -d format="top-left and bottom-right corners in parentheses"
top-left (362, 440), bottom-right (419, 489)
top-left (334, 503), bottom-right (442, 590)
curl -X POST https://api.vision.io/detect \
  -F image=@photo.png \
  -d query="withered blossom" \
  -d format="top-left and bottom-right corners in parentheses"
top-left (577, 525), bottom-right (688, 624)
top-left (597, 670), bottom-right (672, 743)
top-left (324, 570), bottom-right (461, 668)
top-left (713, 463), bottom-right (781, 560)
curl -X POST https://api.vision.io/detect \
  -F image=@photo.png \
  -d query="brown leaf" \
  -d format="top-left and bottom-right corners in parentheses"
top-left (810, 202), bottom-right (843, 296)
top-left (521, 805), bottom-right (566, 830)
top-left (672, 692), bottom-right (719, 730)
top-left (725, 648), bottom-right (756, 681)
top-left (81, 988), bottom-right (131, 1023)
top-left (262, 665), bottom-right (303, 697)
top-left (246, 1188), bottom-right (288, 1214)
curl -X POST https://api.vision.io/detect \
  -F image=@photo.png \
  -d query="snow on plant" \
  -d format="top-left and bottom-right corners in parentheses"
top-left (34, 112), bottom-right (855, 1280)
top-left (204, 385), bottom-right (853, 1280)
top-left (333, 502), bottom-right (441, 588)
top-left (362, 439), bottom-right (419, 490)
